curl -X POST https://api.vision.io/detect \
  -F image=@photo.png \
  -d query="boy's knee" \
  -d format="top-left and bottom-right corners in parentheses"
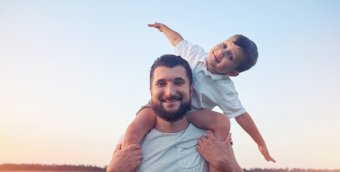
top-left (215, 115), bottom-right (230, 132)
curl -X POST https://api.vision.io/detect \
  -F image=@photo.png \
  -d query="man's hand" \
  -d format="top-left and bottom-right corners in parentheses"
top-left (258, 144), bottom-right (276, 162)
top-left (197, 131), bottom-right (237, 172)
top-left (106, 144), bottom-right (142, 172)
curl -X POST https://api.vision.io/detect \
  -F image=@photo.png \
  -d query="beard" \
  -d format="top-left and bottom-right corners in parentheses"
top-left (152, 97), bottom-right (191, 122)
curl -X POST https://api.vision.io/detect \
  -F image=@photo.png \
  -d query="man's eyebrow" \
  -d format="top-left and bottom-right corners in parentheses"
top-left (174, 77), bottom-right (185, 81)
top-left (154, 78), bottom-right (185, 83)
top-left (155, 79), bottom-right (165, 83)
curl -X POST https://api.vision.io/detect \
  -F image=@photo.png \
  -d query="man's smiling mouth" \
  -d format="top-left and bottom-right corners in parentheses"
top-left (162, 96), bottom-right (182, 103)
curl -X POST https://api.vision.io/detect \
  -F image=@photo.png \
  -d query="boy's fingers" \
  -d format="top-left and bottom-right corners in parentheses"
top-left (265, 154), bottom-right (276, 163)
top-left (148, 22), bottom-right (159, 26)
top-left (269, 156), bottom-right (276, 163)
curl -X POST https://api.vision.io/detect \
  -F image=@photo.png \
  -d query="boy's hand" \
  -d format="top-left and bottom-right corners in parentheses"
top-left (147, 22), bottom-right (183, 47)
top-left (258, 144), bottom-right (276, 162)
top-left (148, 22), bottom-right (164, 32)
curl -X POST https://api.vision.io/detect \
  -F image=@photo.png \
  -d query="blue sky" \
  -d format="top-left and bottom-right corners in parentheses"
top-left (1, 0), bottom-right (340, 169)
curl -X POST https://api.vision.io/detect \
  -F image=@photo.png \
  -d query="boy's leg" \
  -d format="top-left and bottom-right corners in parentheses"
top-left (188, 110), bottom-right (230, 141)
top-left (122, 107), bottom-right (157, 148)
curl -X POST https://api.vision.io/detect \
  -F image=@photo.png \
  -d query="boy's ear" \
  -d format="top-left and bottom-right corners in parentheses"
top-left (226, 71), bottom-right (239, 77)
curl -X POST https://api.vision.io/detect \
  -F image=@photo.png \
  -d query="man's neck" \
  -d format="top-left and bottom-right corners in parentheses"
top-left (155, 116), bottom-right (189, 133)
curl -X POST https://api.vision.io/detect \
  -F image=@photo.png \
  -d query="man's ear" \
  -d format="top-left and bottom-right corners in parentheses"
top-left (226, 71), bottom-right (239, 77)
top-left (190, 86), bottom-right (193, 97)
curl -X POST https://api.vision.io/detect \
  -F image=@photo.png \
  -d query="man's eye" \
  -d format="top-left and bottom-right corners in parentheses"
top-left (174, 79), bottom-right (184, 85)
top-left (156, 81), bottom-right (166, 86)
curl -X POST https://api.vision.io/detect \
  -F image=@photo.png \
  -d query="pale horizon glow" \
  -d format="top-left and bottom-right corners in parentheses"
top-left (1, 0), bottom-right (340, 169)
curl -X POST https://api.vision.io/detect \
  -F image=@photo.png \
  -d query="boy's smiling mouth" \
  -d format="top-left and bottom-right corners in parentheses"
top-left (213, 52), bottom-right (220, 63)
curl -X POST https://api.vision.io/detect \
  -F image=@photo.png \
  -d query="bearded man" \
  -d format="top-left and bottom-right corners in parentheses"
top-left (107, 55), bottom-right (239, 172)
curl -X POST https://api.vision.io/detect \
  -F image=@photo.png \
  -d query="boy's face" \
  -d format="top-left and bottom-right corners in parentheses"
top-left (207, 36), bottom-right (246, 76)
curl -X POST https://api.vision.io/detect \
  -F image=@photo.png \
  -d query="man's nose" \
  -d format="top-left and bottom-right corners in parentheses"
top-left (165, 84), bottom-right (176, 96)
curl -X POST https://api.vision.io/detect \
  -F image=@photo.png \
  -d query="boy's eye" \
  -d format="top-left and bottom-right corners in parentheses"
top-left (222, 43), bottom-right (226, 48)
top-left (229, 55), bottom-right (233, 61)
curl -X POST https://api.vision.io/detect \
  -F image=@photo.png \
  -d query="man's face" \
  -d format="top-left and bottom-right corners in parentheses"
top-left (150, 65), bottom-right (192, 122)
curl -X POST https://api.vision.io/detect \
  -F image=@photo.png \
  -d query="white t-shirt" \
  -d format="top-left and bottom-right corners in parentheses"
top-left (175, 40), bottom-right (245, 118)
top-left (137, 124), bottom-right (208, 172)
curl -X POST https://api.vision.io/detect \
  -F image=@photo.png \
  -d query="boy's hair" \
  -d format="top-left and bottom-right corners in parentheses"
top-left (232, 34), bottom-right (258, 73)
top-left (150, 54), bottom-right (193, 86)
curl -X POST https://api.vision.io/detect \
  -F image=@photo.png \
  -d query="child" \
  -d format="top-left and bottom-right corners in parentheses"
top-left (123, 22), bottom-right (275, 163)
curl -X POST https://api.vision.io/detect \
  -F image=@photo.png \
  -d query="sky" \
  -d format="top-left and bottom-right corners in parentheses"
top-left (1, 0), bottom-right (340, 169)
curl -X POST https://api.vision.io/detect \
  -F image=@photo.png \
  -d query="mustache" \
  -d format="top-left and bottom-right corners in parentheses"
top-left (162, 95), bottom-right (182, 101)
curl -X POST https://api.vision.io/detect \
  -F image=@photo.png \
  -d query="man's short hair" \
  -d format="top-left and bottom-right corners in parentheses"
top-left (150, 54), bottom-right (193, 86)
top-left (233, 34), bottom-right (258, 73)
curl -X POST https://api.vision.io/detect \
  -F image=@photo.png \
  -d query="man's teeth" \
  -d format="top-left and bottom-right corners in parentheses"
top-left (164, 100), bottom-right (177, 102)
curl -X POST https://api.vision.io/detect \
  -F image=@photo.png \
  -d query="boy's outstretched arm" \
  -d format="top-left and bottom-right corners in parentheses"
top-left (148, 22), bottom-right (183, 47)
top-left (235, 112), bottom-right (276, 163)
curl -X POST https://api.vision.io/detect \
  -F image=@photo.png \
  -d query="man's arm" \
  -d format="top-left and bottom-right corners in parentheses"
top-left (106, 144), bottom-right (142, 172)
top-left (235, 112), bottom-right (276, 162)
top-left (197, 131), bottom-right (242, 172)
top-left (148, 22), bottom-right (183, 47)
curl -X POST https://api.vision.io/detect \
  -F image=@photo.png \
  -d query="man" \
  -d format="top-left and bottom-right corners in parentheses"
top-left (107, 54), bottom-right (240, 172)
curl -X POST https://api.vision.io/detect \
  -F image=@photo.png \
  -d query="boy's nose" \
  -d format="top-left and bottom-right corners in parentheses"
top-left (216, 49), bottom-right (226, 58)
